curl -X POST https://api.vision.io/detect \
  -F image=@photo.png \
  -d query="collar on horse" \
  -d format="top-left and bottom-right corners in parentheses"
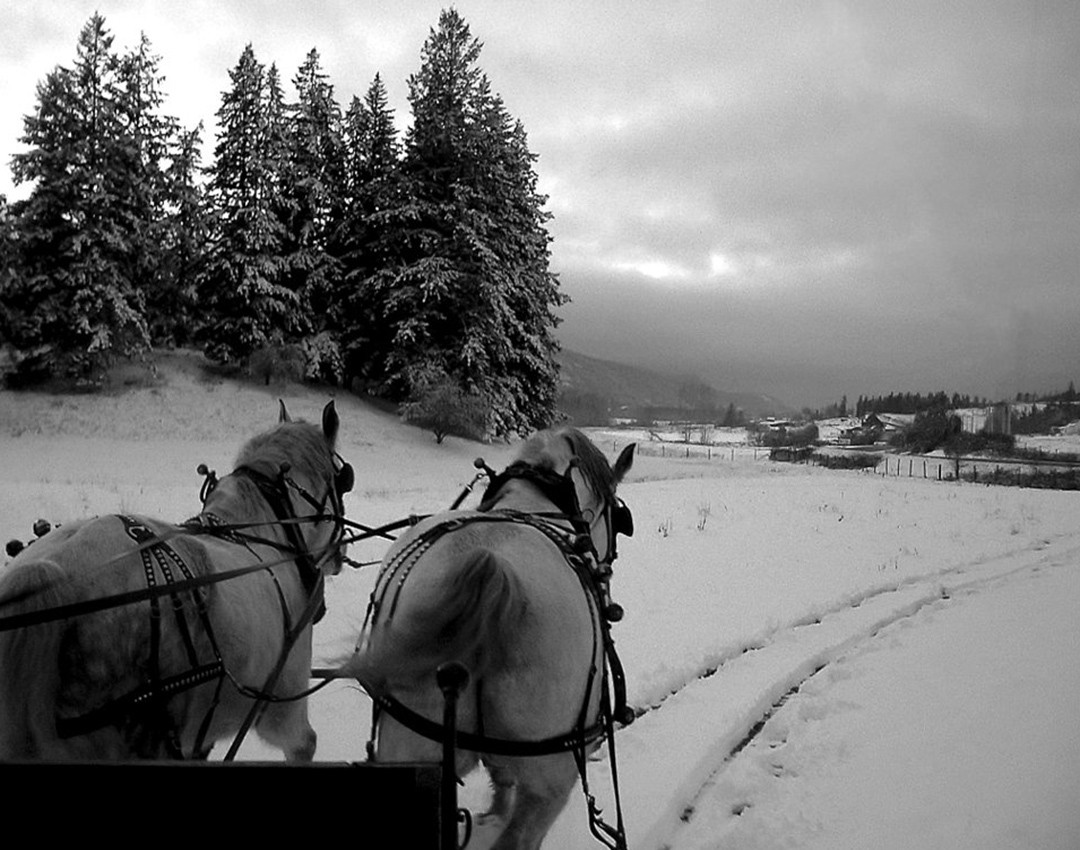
top-left (479, 461), bottom-right (585, 522)
top-left (478, 459), bottom-right (634, 568)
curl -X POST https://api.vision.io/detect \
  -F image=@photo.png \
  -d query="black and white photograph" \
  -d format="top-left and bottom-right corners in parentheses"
top-left (2, 3), bottom-right (1078, 848)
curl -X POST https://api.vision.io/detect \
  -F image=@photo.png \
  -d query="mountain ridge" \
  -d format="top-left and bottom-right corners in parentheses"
top-left (557, 349), bottom-right (794, 420)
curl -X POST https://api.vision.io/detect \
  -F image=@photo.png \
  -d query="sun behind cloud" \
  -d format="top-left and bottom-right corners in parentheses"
top-left (708, 251), bottom-right (738, 277)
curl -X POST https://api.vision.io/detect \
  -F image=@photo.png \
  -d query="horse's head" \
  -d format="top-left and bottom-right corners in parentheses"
top-left (510, 426), bottom-right (636, 565)
top-left (230, 400), bottom-right (354, 576)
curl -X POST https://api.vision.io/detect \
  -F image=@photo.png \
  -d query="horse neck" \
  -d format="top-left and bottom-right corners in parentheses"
top-left (201, 475), bottom-right (293, 539)
top-left (488, 478), bottom-right (593, 528)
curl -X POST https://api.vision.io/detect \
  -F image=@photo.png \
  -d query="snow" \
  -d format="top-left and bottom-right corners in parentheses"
top-left (1017, 432), bottom-right (1080, 455)
top-left (2, 354), bottom-right (1079, 849)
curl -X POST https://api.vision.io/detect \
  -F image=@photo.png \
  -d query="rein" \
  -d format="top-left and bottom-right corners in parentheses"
top-left (228, 465), bottom-right (327, 602)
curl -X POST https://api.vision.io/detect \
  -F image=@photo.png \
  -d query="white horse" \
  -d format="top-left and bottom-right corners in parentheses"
top-left (0, 400), bottom-right (352, 761)
top-left (347, 426), bottom-right (634, 849)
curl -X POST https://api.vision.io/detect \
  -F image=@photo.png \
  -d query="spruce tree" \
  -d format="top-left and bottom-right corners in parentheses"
top-left (367, 9), bottom-right (565, 437)
top-left (153, 123), bottom-right (208, 345)
top-left (3, 14), bottom-right (153, 382)
top-left (198, 46), bottom-right (295, 364)
top-left (115, 32), bottom-right (189, 347)
top-left (282, 49), bottom-right (345, 381)
top-left (337, 75), bottom-right (404, 389)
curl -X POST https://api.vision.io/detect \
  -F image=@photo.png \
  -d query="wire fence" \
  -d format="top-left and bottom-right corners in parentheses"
top-left (867, 454), bottom-right (1080, 489)
top-left (601, 436), bottom-right (1080, 491)
top-left (605, 440), bottom-right (768, 462)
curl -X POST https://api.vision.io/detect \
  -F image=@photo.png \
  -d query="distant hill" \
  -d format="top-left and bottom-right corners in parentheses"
top-left (556, 349), bottom-right (793, 421)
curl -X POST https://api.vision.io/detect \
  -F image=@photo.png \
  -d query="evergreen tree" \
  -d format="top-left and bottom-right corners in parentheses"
top-left (198, 46), bottom-right (295, 364)
top-left (282, 49), bottom-right (345, 381)
top-left (337, 75), bottom-right (404, 388)
top-left (364, 9), bottom-right (565, 437)
top-left (114, 32), bottom-right (191, 347)
top-left (2, 15), bottom-right (153, 382)
top-left (152, 123), bottom-right (208, 345)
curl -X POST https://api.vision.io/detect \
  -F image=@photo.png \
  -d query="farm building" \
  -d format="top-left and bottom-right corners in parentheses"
top-left (954, 403), bottom-right (1011, 435)
top-left (859, 412), bottom-right (914, 435)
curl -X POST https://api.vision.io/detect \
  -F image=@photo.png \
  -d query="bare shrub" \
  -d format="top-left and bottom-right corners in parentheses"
top-left (401, 368), bottom-right (489, 444)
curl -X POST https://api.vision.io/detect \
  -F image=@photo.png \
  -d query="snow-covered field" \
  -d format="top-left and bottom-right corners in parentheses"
top-left (2, 355), bottom-right (1078, 849)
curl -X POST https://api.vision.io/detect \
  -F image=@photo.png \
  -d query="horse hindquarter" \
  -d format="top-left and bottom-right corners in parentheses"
top-left (358, 524), bottom-right (602, 752)
top-left (0, 559), bottom-right (69, 758)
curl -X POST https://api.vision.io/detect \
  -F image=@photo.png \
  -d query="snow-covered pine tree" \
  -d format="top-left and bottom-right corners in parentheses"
top-left (461, 86), bottom-right (566, 436)
top-left (282, 49), bottom-right (345, 382)
top-left (153, 122), bottom-right (208, 346)
top-left (2, 14), bottom-right (154, 383)
top-left (365, 9), bottom-right (565, 437)
top-left (198, 47), bottom-right (296, 365)
top-left (337, 74), bottom-right (404, 390)
top-left (115, 32), bottom-right (192, 348)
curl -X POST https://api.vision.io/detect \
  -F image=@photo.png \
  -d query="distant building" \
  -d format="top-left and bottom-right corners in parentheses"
top-left (861, 413), bottom-right (914, 434)
top-left (954, 403), bottom-right (1011, 435)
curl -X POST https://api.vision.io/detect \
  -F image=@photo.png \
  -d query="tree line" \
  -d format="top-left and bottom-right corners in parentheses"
top-left (852, 384), bottom-right (1076, 419)
top-left (0, 10), bottom-right (563, 439)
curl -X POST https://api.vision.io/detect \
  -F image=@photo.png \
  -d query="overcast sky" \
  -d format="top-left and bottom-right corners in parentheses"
top-left (3, 1), bottom-right (1078, 409)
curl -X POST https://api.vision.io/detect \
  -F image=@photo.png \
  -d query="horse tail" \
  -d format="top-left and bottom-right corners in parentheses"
top-left (0, 560), bottom-right (69, 758)
top-left (351, 549), bottom-right (524, 687)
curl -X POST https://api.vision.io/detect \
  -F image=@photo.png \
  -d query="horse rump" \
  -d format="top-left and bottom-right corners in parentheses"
top-left (0, 559), bottom-right (69, 758)
top-left (350, 548), bottom-right (525, 689)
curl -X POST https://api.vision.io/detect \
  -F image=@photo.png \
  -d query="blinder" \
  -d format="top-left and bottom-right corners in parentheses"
top-left (334, 454), bottom-right (355, 497)
top-left (611, 499), bottom-right (634, 538)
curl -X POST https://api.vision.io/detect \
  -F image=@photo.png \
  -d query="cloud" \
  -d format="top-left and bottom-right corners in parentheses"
top-left (3, 1), bottom-right (1078, 408)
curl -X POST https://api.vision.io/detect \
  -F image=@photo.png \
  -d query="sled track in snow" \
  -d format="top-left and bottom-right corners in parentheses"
top-left (632, 533), bottom-right (1080, 724)
top-left (632, 533), bottom-right (1080, 849)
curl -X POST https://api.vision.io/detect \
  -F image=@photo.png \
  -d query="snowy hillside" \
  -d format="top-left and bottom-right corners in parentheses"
top-left (2, 351), bottom-right (1078, 849)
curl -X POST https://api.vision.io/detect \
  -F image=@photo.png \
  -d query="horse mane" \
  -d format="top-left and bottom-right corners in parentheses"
top-left (234, 420), bottom-right (335, 482)
top-left (517, 425), bottom-right (617, 498)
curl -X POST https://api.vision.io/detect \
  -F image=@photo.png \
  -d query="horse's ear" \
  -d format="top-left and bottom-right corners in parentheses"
top-left (278, 399), bottom-right (291, 423)
top-left (613, 443), bottom-right (636, 483)
top-left (322, 400), bottom-right (340, 444)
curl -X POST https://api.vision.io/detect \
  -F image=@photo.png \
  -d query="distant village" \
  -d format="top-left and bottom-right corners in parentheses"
top-left (595, 384), bottom-right (1080, 453)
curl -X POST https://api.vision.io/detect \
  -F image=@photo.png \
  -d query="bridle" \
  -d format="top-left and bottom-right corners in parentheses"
top-left (579, 484), bottom-right (634, 569)
top-left (197, 450), bottom-right (355, 582)
top-left (478, 459), bottom-right (633, 569)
